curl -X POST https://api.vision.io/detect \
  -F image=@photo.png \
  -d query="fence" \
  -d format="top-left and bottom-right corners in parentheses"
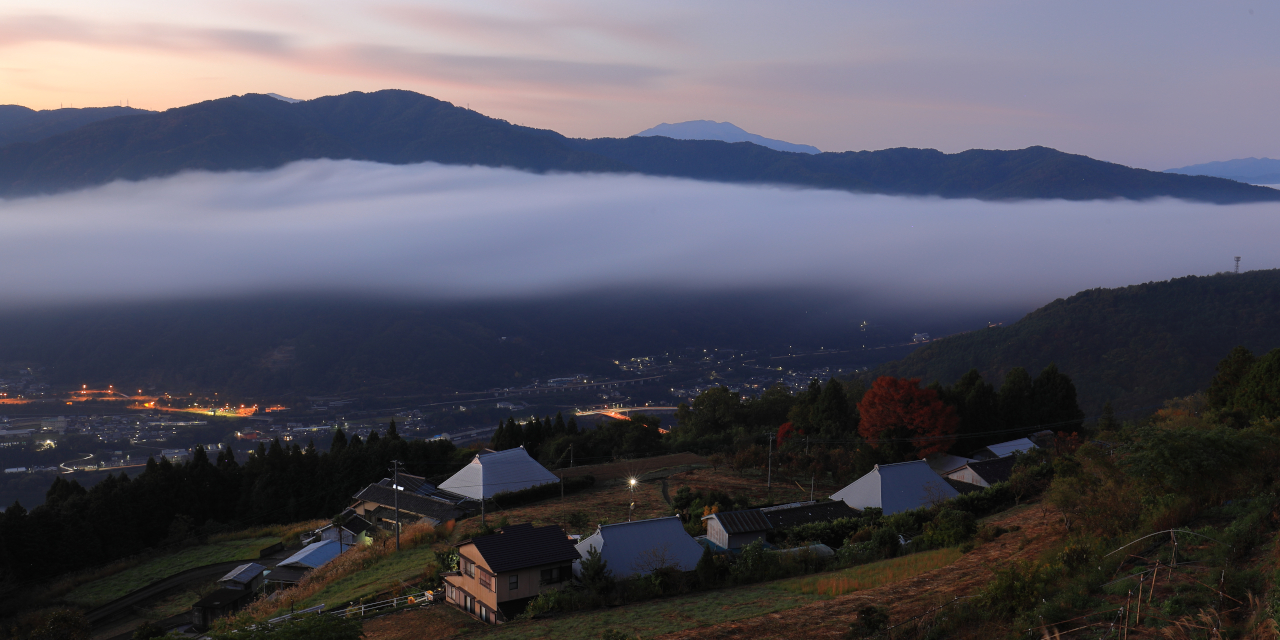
top-left (331, 591), bottom-right (436, 619)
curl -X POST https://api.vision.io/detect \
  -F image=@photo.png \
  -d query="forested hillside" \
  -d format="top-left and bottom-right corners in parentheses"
top-left (875, 269), bottom-right (1280, 415)
top-left (0, 424), bottom-right (462, 615)
top-left (2, 90), bottom-right (1276, 202)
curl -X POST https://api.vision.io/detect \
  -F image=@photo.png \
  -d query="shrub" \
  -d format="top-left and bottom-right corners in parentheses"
top-left (730, 540), bottom-right (781, 584)
top-left (209, 614), bottom-right (362, 640)
top-left (977, 561), bottom-right (1056, 619)
top-left (915, 509), bottom-right (975, 549)
top-left (580, 547), bottom-right (615, 596)
top-left (847, 605), bottom-right (889, 638)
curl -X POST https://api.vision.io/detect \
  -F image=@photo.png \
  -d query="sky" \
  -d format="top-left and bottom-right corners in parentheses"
top-left (1, 1), bottom-right (1276, 170)
top-left (0, 160), bottom-right (1272, 310)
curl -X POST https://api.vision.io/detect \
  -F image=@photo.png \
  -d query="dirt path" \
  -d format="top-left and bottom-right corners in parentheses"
top-left (655, 502), bottom-right (1066, 640)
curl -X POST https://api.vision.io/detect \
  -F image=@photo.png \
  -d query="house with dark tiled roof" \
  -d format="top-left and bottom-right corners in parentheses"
top-left (349, 482), bottom-right (469, 530)
top-left (943, 456), bottom-right (1017, 488)
top-left (702, 509), bottom-right (771, 550)
top-left (702, 501), bottom-right (860, 550)
top-left (443, 523), bottom-right (580, 624)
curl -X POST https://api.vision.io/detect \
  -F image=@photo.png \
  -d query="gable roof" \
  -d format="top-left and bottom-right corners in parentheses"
top-left (760, 501), bottom-right (859, 529)
top-left (703, 508), bottom-right (771, 534)
top-left (438, 446), bottom-right (560, 500)
top-left (953, 456), bottom-right (1018, 485)
top-left (218, 563), bottom-right (265, 586)
top-left (574, 516), bottom-right (704, 578)
top-left (925, 453), bottom-right (975, 474)
top-left (278, 540), bottom-right (341, 570)
top-left (830, 460), bottom-right (960, 515)
top-left (466, 523), bottom-right (579, 573)
top-left (977, 438), bottom-right (1037, 459)
top-left (351, 483), bottom-right (467, 524)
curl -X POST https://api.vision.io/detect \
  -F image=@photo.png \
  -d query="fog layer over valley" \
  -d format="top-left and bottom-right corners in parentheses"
top-left (0, 160), bottom-right (1273, 309)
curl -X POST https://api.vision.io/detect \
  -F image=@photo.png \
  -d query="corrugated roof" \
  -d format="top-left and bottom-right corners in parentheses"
top-left (830, 460), bottom-right (960, 515)
top-left (351, 483), bottom-right (467, 524)
top-left (466, 523), bottom-right (580, 573)
top-left (278, 540), bottom-right (342, 570)
top-left (438, 446), bottom-right (560, 500)
top-left (980, 438), bottom-right (1037, 459)
top-left (574, 516), bottom-right (704, 578)
top-left (704, 508), bottom-right (771, 534)
top-left (761, 501), bottom-right (858, 529)
top-left (218, 563), bottom-right (265, 585)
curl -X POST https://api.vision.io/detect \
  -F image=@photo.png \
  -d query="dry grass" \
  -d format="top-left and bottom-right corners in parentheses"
top-left (363, 604), bottom-right (482, 640)
top-left (655, 502), bottom-right (1066, 640)
top-left (459, 466), bottom-right (836, 539)
top-left (208, 520), bottom-right (326, 547)
top-left (225, 522), bottom-right (443, 628)
top-left (780, 548), bottom-right (963, 597)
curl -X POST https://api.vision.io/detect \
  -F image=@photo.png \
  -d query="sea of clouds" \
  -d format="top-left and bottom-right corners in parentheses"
top-left (0, 160), bottom-right (1275, 310)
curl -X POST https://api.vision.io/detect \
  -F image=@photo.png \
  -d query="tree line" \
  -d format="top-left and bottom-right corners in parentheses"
top-left (0, 422), bottom-right (466, 607)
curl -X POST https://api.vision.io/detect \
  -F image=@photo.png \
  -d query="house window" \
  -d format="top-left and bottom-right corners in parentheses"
top-left (462, 557), bottom-right (475, 578)
top-left (478, 570), bottom-right (492, 591)
top-left (540, 566), bottom-right (566, 584)
top-left (464, 594), bottom-right (474, 613)
top-left (509, 574), bottom-right (518, 590)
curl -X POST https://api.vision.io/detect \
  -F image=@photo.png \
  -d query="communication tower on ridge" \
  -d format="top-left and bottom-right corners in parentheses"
top-left (1235, 256), bottom-right (1241, 273)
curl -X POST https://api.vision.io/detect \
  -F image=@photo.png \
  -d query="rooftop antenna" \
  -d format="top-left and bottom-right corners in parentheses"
top-left (1235, 256), bottom-right (1241, 273)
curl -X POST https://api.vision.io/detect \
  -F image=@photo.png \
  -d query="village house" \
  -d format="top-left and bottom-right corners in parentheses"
top-left (830, 460), bottom-right (960, 515)
top-left (443, 523), bottom-right (579, 624)
top-left (190, 563), bottom-right (266, 631)
top-left (438, 446), bottom-right (561, 500)
top-left (573, 516), bottom-right (704, 579)
top-left (943, 456), bottom-right (1017, 488)
top-left (702, 500), bottom-right (858, 551)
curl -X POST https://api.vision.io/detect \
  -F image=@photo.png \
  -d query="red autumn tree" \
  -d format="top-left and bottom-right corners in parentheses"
top-left (776, 422), bottom-right (803, 447)
top-left (857, 376), bottom-right (958, 459)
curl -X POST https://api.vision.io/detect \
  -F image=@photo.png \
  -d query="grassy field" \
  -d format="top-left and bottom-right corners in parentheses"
top-left (64, 536), bottom-right (279, 608)
top-left (293, 545), bottom-right (439, 610)
top-left (778, 548), bottom-right (963, 597)
top-left (364, 546), bottom-right (966, 640)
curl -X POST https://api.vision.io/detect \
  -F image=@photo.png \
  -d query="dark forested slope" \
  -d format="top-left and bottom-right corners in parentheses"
top-left (875, 270), bottom-right (1280, 415)
top-left (0, 105), bottom-right (150, 148)
top-left (1, 90), bottom-right (1276, 203)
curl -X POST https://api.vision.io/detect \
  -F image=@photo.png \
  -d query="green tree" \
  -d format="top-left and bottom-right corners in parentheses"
top-left (1231, 348), bottom-right (1280, 421)
top-left (998, 368), bottom-right (1035, 429)
top-left (1032, 363), bottom-right (1085, 430)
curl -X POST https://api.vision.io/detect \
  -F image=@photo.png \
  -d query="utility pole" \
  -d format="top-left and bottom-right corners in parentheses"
top-left (766, 433), bottom-right (774, 494)
top-left (389, 460), bottom-right (402, 552)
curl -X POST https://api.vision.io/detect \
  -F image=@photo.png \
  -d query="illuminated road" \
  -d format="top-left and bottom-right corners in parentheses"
top-left (60, 453), bottom-right (93, 472)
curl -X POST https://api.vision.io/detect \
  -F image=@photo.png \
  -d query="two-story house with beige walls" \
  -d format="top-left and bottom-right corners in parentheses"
top-left (443, 523), bottom-right (579, 623)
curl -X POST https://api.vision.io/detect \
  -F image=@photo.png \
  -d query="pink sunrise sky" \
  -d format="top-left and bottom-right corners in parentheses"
top-left (1, 0), bottom-right (1275, 170)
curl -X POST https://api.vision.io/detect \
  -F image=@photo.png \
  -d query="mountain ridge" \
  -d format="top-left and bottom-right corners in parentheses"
top-left (636, 120), bottom-right (821, 154)
top-left (0, 89), bottom-right (1276, 203)
top-left (1165, 157), bottom-right (1280, 185)
top-left (873, 269), bottom-right (1280, 415)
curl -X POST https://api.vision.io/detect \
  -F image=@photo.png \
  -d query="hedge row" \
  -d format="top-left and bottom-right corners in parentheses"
top-left (490, 475), bottom-right (596, 510)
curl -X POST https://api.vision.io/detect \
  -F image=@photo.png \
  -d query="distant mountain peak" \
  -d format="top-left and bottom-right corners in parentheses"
top-left (266, 93), bottom-right (301, 104)
top-left (1165, 157), bottom-right (1280, 185)
top-left (636, 120), bottom-right (821, 154)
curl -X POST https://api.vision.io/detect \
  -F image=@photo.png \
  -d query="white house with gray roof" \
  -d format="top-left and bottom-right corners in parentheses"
top-left (830, 460), bottom-right (959, 515)
top-left (574, 516), bottom-right (704, 578)
top-left (438, 447), bottom-right (560, 501)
